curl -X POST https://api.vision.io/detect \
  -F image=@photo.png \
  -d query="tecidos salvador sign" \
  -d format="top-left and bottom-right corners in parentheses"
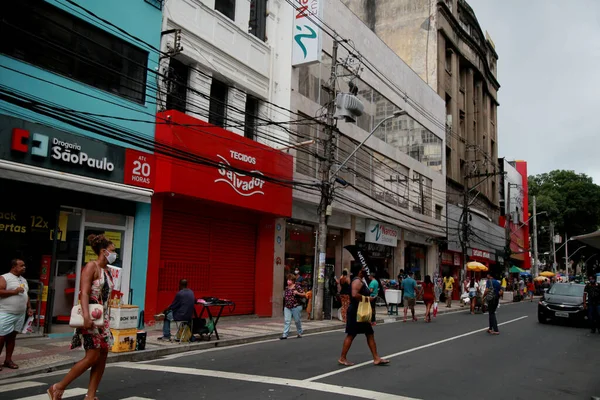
top-left (215, 151), bottom-right (265, 197)
top-left (365, 219), bottom-right (399, 247)
top-left (1, 114), bottom-right (154, 189)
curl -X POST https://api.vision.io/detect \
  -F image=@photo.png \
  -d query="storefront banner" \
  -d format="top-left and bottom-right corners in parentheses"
top-left (365, 219), bottom-right (399, 247)
top-left (1, 114), bottom-right (155, 190)
top-left (154, 111), bottom-right (293, 217)
top-left (471, 248), bottom-right (492, 260)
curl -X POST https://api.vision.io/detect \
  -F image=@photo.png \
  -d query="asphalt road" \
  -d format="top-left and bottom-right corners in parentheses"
top-left (4, 301), bottom-right (600, 400)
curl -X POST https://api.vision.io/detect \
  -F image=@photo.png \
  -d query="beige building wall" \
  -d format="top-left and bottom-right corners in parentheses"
top-left (342, 0), bottom-right (501, 219)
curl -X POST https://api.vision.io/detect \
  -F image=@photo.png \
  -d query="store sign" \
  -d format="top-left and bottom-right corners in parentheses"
top-left (292, 0), bottom-right (323, 66)
top-left (442, 252), bottom-right (453, 265)
top-left (454, 253), bottom-right (461, 266)
top-left (365, 219), bottom-right (399, 247)
top-left (472, 248), bottom-right (491, 259)
top-left (154, 111), bottom-right (293, 217)
top-left (1, 115), bottom-right (154, 189)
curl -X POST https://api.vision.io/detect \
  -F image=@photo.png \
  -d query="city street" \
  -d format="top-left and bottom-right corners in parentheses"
top-left (3, 301), bottom-right (599, 400)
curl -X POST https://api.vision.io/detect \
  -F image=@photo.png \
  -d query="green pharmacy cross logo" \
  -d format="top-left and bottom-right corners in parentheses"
top-left (294, 25), bottom-right (317, 59)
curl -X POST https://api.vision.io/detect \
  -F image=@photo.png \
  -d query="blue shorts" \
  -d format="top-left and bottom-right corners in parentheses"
top-left (0, 312), bottom-right (26, 336)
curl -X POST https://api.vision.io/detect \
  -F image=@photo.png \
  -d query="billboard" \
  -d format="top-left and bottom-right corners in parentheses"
top-left (292, 0), bottom-right (323, 66)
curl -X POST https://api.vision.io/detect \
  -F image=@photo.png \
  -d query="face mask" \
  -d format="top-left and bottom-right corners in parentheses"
top-left (105, 250), bottom-right (117, 264)
top-left (294, 270), bottom-right (300, 275)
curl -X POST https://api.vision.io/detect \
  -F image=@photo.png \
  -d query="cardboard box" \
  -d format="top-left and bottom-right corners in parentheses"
top-left (110, 328), bottom-right (137, 353)
top-left (109, 305), bottom-right (139, 330)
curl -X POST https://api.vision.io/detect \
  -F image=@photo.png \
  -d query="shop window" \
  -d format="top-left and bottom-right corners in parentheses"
top-left (244, 95), bottom-right (259, 140)
top-left (284, 222), bottom-right (316, 286)
top-left (0, 1), bottom-right (148, 104)
top-left (216, 0), bottom-right (236, 21)
top-left (165, 58), bottom-right (189, 113)
top-left (209, 78), bottom-right (228, 127)
top-left (249, 0), bottom-right (267, 41)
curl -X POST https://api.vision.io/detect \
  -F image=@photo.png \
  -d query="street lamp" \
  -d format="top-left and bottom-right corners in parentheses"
top-left (330, 110), bottom-right (406, 180)
top-left (565, 244), bottom-right (586, 278)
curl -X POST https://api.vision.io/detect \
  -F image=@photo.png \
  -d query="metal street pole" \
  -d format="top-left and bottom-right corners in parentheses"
top-left (313, 39), bottom-right (339, 320)
top-left (565, 233), bottom-right (568, 280)
top-left (532, 196), bottom-right (539, 277)
top-left (550, 222), bottom-right (556, 272)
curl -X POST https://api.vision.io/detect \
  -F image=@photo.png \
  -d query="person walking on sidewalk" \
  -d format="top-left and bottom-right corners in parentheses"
top-left (443, 274), bottom-right (455, 308)
top-left (368, 273), bottom-right (379, 325)
top-left (583, 274), bottom-right (600, 333)
top-left (338, 270), bottom-right (351, 323)
top-left (422, 275), bottom-right (435, 322)
top-left (281, 274), bottom-right (305, 339)
top-left (338, 263), bottom-right (389, 367)
top-left (0, 259), bottom-right (33, 371)
top-left (468, 279), bottom-right (479, 314)
top-left (484, 273), bottom-right (502, 335)
top-left (402, 271), bottom-right (418, 322)
top-left (527, 279), bottom-right (535, 302)
top-left (48, 234), bottom-right (116, 400)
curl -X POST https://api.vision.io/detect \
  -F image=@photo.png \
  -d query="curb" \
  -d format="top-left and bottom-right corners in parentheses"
top-left (0, 301), bottom-right (519, 381)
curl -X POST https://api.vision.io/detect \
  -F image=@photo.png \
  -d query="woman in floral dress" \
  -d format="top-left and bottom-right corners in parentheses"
top-left (48, 234), bottom-right (115, 400)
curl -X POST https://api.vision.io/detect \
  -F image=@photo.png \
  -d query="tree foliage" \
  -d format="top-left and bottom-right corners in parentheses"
top-left (528, 170), bottom-right (600, 238)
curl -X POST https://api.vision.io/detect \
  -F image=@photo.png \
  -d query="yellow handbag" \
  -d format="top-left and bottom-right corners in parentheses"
top-left (357, 296), bottom-right (372, 323)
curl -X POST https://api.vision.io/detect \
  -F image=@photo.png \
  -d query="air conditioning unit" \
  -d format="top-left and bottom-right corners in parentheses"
top-left (335, 93), bottom-right (364, 123)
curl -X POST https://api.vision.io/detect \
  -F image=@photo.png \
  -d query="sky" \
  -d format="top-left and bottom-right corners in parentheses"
top-left (467, 0), bottom-right (600, 183)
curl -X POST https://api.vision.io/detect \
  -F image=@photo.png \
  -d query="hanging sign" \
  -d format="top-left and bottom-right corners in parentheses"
top-left (292, 0), bottom-right (323, 66)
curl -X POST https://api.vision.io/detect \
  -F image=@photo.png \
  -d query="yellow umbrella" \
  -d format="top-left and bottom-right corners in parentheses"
top-left (466, 261), bottom-right (489, 272)
top-left (540, 271), bottom-right (555, 277)
top-left (534, 276), bottom-right (549, 282)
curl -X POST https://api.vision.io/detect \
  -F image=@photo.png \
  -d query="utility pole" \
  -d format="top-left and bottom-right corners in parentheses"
top-left (313, 39), bottom-right (338, 320)
top-left (532, 196), bottom-right (539, 277)
top-left (550, 222), bottom-right (557, 272)
top-left (461, 176), bottom-right (469, 286)
top-left (565, 232), bottom-right (569, 280)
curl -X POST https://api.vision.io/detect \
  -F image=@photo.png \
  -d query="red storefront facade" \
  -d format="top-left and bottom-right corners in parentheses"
top-left (145, 111), bottom-right (293, 321)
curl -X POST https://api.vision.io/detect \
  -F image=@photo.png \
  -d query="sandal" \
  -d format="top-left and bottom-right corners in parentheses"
top-left (3, 361), bottom-right (18, 369)
top-left (47, 384), bottom-right (64, 400)
top-left (338, 359), bottom-right (355, 366)
top-left (374, 359), bottom-right (390, 366)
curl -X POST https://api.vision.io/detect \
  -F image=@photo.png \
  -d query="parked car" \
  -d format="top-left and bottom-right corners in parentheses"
top-left (538, 283), bottom-right (587, 325)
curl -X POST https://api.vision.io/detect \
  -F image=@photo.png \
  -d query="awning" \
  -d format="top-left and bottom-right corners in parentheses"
top-left (572, 230), bottom-right (600, 250)
top-left (0, 159), bottom-right (153, 203)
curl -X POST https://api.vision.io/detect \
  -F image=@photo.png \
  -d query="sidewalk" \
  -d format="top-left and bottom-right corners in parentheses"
top-left (0, 298), bottom-right (516, 381)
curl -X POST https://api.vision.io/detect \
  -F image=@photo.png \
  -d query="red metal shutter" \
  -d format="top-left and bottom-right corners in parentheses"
top-left (159, 207), bottom-right (257, 316)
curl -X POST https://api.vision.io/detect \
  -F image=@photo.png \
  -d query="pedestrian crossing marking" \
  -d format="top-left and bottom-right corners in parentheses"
top-left (0, 381), bottom-right (45, 393)
top-left (18, 388), bottom-right (87, 400)
top-left (121, 397), bottom-right (155, 400)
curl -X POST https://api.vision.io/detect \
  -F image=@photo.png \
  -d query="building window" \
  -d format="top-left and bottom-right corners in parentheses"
top-left (165, 58), bottom-right (189, 113)
top-left (435, 205), bottom-right (443, 221)
top-left (244, 95), bottom-right (259, 140)
top-left (216, 0), bottom-right (236, 21)
top-left (0, 1), bottom-right (149, 104)
top-left (209, 79), bottom-right (228, 127)
top-left (445, 49), bottom-right (453, 73)
top-left (249, 0), bottom-right (267, 41)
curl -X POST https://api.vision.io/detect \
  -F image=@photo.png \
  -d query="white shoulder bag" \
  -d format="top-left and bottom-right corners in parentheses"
top-left (69, 304), bottom-right (104, 328)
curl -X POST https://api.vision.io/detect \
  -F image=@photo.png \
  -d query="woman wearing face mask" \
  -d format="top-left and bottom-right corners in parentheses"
top-left (48, 234), bottom-right (116, 400)
top-left (338, 263), bottom-right (389, 366)
top-left (280, 274), bottom-right (305, 339)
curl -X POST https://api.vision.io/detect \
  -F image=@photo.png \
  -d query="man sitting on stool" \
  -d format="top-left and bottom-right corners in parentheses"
top-left (158, 279), bottom-right (195, 341)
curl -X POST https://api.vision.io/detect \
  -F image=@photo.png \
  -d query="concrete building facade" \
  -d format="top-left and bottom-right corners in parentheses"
top-left (341, 0), bottom-right (500, 220)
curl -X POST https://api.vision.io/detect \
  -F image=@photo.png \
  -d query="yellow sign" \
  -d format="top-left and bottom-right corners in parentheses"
top-left (104, 231), bottom-right (122, 249)
top-left (84, 246), bottom-right (96, 263)
top-left (41, 285), bottom-right (49, 302)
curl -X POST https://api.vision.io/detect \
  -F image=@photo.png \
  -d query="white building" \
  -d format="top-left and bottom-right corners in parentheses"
top-left (158, 0), bottom-right (293, 144)
top-left (285, 0), bottom-right (447, 282)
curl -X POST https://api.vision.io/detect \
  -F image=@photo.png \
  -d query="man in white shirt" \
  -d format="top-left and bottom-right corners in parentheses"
top-left (0, 259), bottom-right (33, 370)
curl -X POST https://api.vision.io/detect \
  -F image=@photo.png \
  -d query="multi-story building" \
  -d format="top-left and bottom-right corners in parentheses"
top-left (287, 0), bottom-right (446, 289)
top-left (0, 0), bottom-right (162, 332)
top-left (144, 0), bottom-right (296, 319)
top-left (342, 0), bottom-right (501, 278)
top-left (499, 159), bottom-right (531, 270)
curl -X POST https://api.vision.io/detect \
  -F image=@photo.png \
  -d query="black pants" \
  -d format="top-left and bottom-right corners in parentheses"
top-left (488, 298), bottom-right (499, 332)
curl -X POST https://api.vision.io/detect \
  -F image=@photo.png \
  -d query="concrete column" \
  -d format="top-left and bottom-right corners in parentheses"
top-left (228, 88), bottom-right (247, 136)
top-left (187, 65), bottom-right (211, 121)
top-left (342, 216), bottom-right (356, 273)
top-left (426, 243), bottom-right (438, 278)
top-left (394, 230), bottom-right (406, 279)
top-left (466, 69), bottom-right (475, 154)
top-left (476, 82), bottom-right (485, 196)
top-left (271, 218), bottom-right (286, 318)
